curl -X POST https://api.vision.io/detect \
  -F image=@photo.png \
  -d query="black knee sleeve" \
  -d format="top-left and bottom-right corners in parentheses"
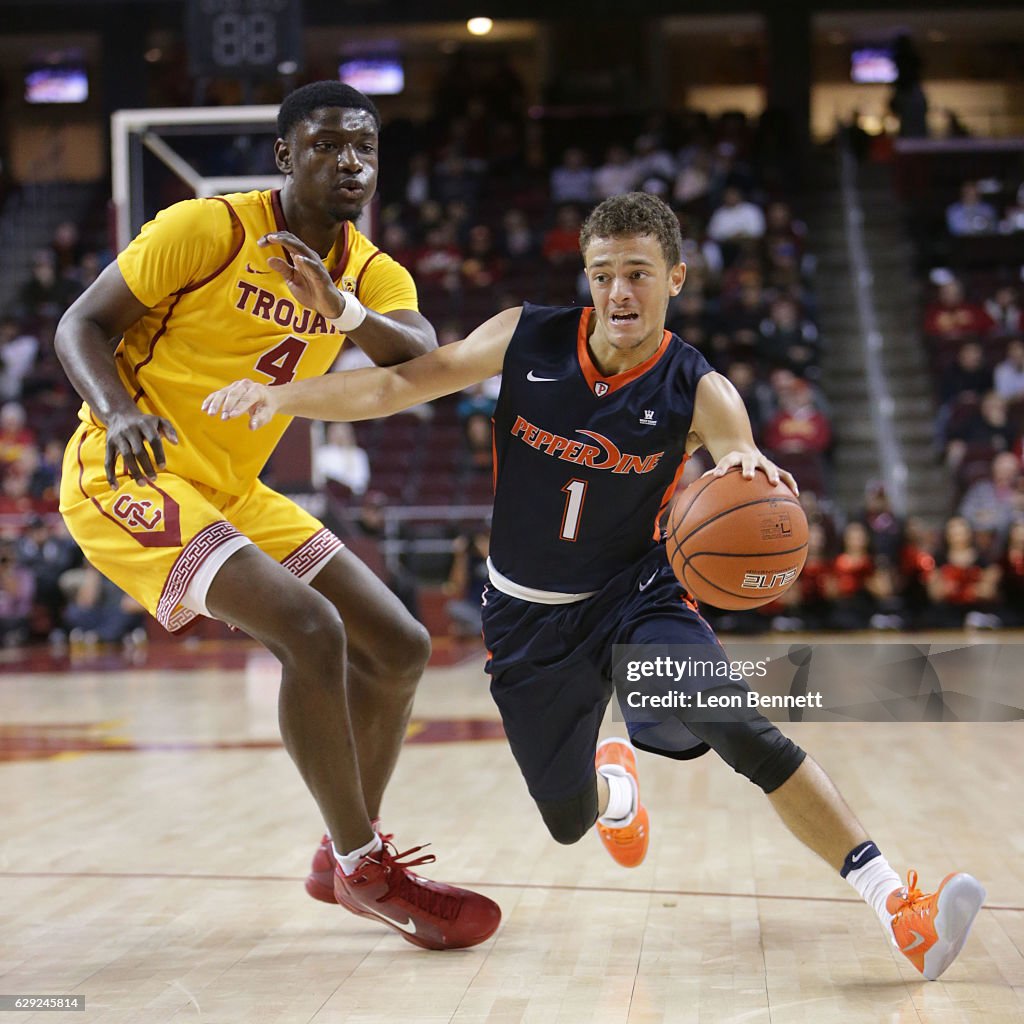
top-left (536, 780), bottom-right (599, 845)
top-left (676, 685), bottom-right (806, 793)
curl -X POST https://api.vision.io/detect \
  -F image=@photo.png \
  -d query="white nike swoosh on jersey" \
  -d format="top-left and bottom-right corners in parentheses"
top-left (527, 370), bottom-right (559, 382)
top-left (639, 571), bottom-right (658, 591)
top-left (901, 929), bottom-right (927, 953)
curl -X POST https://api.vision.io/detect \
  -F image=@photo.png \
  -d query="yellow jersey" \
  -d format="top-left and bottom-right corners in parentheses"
top-left (86, 189), bottom-right (417, 496)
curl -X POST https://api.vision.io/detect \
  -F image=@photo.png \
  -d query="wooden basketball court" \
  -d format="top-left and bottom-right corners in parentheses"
top-left (1, 637), bottom-right (1023, 1023)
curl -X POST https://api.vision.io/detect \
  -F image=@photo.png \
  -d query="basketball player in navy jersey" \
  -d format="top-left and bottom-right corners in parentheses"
top-left (205, 192), bottom-right (984, 979)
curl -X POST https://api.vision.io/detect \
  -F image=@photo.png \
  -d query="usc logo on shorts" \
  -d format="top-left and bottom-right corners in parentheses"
top-left (113, 494), bottom-right (164, 531)
top-left (104, 489), bottom-right (181, 547)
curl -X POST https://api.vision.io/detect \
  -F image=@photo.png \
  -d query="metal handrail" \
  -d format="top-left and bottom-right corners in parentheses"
top-left (837, 140), bottom-right (908, 514)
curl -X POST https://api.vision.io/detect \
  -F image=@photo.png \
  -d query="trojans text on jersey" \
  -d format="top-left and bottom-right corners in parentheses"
top-left (234, 281), bottom-right (341, 335)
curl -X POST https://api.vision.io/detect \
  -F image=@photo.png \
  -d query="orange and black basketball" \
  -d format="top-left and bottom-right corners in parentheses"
top-left (666, 467), bottom-right (808, 609)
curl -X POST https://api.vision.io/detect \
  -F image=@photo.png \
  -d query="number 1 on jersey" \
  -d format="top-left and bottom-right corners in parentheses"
top-left (560, 479), bottom-right (588, 541)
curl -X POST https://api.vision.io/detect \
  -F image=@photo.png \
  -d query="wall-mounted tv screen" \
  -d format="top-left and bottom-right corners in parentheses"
top-left (851, 47), bottom-right (897, 84)
top-left (339, 58), bottom-right (403, 96)
top-left (25, 64), bottom-right (89, 104)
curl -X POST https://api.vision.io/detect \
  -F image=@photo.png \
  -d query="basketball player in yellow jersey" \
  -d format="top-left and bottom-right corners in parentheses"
top-left (54, 81), bottom-right (501, 951)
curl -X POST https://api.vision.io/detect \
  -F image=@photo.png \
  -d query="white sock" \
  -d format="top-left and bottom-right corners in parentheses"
top-left (597, 764), bottom-right (637, 827)
top-left (846, 855), bottom-right (903, 934)
top-left (333, 833), bottom-right (383, 875)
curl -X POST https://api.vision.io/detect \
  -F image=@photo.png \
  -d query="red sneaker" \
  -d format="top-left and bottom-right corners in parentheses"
top-left (305, 820), bottom-right (390, 904)
top-left (306, 835), bottom-right (339, 904)
top-left (334, 841), bottom-right (501, 950)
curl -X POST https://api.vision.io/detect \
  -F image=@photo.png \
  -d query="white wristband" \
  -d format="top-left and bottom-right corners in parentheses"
top-left (329, 295), bottom-right (367, 333)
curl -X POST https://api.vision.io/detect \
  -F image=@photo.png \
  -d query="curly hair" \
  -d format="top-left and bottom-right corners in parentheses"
top-left (277, 81), bottom-right (380, 138)
top-left (579, 192), bottom-right (682, 267)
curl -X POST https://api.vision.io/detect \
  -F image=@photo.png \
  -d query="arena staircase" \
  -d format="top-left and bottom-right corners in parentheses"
top-left (804, 149), bottom-right (946, 522)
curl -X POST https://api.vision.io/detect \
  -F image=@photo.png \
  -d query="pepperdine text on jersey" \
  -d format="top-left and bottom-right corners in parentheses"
top-left (510, 414), bottom-right (665, 474)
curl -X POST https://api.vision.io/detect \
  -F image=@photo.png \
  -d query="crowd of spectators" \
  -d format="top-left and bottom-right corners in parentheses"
top-left (945, 179), bottom-right (1024, 238)
top-left (900, 165), bottom-right (1024, 632)
top-left (922, 195), bottom-right (1024, 488)
top-left (363, 103), bottom-right (834, 496)
top-left (0, 214), bottom-right (139, 649)
top-left (712, 479), bottom-right (1024, 634)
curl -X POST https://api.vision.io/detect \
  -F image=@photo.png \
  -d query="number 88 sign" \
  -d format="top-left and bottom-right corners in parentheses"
top-left (187, 0), bottom-right (304, 77)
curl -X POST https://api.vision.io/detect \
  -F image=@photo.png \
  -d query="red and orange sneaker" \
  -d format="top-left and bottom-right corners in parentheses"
top-left (886, 870), bottom-right (986, 980)
top-left (594, 737), bottom-right (649, 868)
top-left (305, 820), bottom-right (390, 904)
top-left (333, 841), bottom-right (501, 950)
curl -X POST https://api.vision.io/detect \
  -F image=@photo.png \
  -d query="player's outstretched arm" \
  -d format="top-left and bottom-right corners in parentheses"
top-left (687, 371), bottom-right (799, 495)
top-left (203, 306), bottom-right (521, 429)
top-left (55, 262), bottom-right (179, 489)
top-left (260, 231), bottom-right (436, 364)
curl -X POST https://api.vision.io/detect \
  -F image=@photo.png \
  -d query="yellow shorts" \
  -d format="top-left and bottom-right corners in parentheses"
top-left (59, 423), bottom-right (343, 633)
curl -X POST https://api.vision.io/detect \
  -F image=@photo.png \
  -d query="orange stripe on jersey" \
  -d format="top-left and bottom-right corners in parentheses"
top-left (575, 307), bottom-right (673, 397)
top-left (681, 593), bottom-right (724, 650)
top-left (490, 418), bottom-right (497, 494)
top-left (652, 453), bottom-right (689, 540)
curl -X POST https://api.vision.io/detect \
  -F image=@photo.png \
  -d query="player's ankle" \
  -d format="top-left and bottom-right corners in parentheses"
top-left (597, 764), bottom-right (637, 826)
top-left (840, 840), bottom-right (902, 929)
top-left (333, 833), bottom-right (383, 875)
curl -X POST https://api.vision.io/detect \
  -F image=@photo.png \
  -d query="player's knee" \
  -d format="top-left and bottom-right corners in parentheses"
top-left (712, 720), bottom-right (805, 793)
top-left (536, 786), bottom-right (598, 846)
top-left (275, 598), bottom-right (347, 674)
top-left (679, 687), bottom-right (805, 793)
top-left (539, 811), bottom-right (589, 846)
top-left (393, 619), bottom-right (432, 677)
top-left (364, 617), bottom-right (431, 682)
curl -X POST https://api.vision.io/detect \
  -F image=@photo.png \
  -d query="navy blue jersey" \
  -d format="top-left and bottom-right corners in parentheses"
top-left (489, 302), bottom-right (714, 593)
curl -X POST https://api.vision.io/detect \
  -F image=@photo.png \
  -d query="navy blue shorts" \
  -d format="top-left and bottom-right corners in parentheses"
top-left (483, 544), bottom-right (728, 803)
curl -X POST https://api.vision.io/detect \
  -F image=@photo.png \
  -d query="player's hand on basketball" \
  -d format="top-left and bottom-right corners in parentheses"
top-left (257, 231), bottom-right (346, 319)
top-left (703, 450), bottom-right (799, 496)
top-left (202, 379), bottom-right (278, 430)
top-left (103, 409), bottom-right (178, 490)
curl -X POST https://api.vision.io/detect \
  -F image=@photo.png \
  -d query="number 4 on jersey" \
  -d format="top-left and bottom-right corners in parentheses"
top-left (254, 335), bottom-right (308, 386)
